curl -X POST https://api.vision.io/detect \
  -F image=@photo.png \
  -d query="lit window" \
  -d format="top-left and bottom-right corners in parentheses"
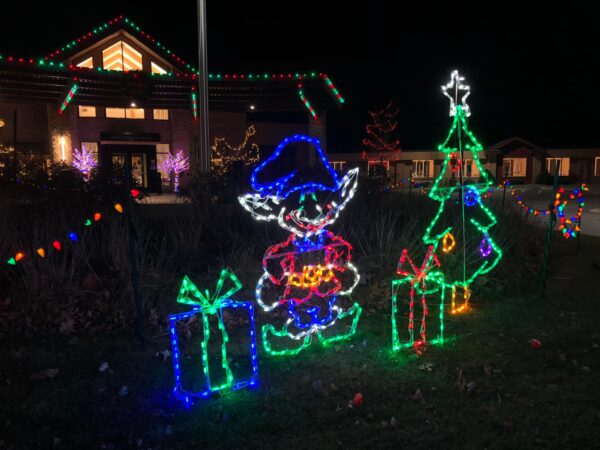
top-left (595, 157), bottom-right (600, 176)
top-left (368, 160), bottom-right (389, 177)
top-left (106, 107), bottom-right (126, 118)
top-left (126, 108), bottom-right (145, 119)
top-left (462, 159), bottom-right (480, 178)
top-left (151, 62), bottom-right (167, 75)
top-left (102, 41), bottom-right (143, 71)
top-left (81, 142), bottom-right (99, 162)
top-left (153, 109), bottom-right (169, 120)
top-left (546, 157), bottom-right (569, 176)
top-left (78, 106), bottom-right (96, 117)
top-left (502, 158), bottom-right (527, 177)
top-left (156, 144), bottom-right (171, 182)
top-left (412, 160), bottom-right (433, 178)
top-left (76, 57), bottom-right (93, 69)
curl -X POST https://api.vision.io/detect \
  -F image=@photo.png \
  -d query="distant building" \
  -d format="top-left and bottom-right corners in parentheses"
top-left (331, 136), bottom-right (600, 185)
top-left (0, 15), bottom-right (345, 192)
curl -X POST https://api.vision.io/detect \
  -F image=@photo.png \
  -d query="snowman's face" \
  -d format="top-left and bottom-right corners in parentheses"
top-left (239, 168), bottom-right (359, 238)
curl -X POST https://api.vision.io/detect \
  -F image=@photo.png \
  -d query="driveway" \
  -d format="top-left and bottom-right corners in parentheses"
top-left (493, 184), bottom-right (600, 237)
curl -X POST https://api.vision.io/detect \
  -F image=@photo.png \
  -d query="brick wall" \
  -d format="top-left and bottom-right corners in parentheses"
top-left (0, 102), bottom-right (50, 150)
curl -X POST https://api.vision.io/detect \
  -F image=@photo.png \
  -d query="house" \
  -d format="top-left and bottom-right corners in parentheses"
top-left (330, 136), bottom-right (600, 186)
top-left (0, 15), bottom-right (345, 192)
top-left (487, 137), bottom-right (600, 184)
top-left (331, 150), bottom-right (489, 186)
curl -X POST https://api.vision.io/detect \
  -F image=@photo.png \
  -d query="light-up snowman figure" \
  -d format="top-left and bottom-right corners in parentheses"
top-left (239, 134), bottom-right (362, 356)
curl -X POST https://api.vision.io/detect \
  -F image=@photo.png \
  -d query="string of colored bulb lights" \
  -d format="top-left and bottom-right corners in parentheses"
top-left (58, 80), bottom-right (78, 115)
top-left (3, 190), bottom-right (140, 266)
top-left (239, 134), bottom-right (362, 356)
top-left (3, 50), bottom-right (345, 117)
top-left (44, 15), bottom-right (197, 74)
top-left (502, 180), bottom-right (588, 239)
top-left (170, 269), bottom-right (258, 405)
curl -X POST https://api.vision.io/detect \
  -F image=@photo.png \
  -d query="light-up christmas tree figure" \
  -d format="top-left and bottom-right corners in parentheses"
top-left (72, 146), bottom-right (97, 180)
top-left (423, 70), bottom-right (502, 314)
top-left (239, 134), bottom-right (362, 356)
top-left (160, 150), bottom-right (189, 192)
top-left (362, 101), bottom-right (401, 177)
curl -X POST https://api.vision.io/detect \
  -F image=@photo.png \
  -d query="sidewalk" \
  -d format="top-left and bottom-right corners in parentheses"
top-left (138, 193), bottom-right (190, 205)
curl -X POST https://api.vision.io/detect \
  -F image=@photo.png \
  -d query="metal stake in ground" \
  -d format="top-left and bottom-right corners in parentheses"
top-left (124, 160), bottom-right (147, 343)
top-left (539, 161), bottom-right (560, 297)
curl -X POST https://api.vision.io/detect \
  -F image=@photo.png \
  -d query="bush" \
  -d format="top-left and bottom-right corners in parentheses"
top-left (0, 176), bottom-right (541, 335)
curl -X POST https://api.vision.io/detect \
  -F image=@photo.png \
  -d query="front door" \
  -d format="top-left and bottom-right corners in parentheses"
top-left (99, 144), bottom-right (158, 191)
top-left (131, 153), bottom-right (147, 187)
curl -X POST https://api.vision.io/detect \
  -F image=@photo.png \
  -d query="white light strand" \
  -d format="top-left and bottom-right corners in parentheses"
top-left (441, 70), bottom-right (471, 117)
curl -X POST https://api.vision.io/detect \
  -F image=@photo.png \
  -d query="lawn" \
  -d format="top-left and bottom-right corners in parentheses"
top-left (1, 232), bottom-right (599, 449)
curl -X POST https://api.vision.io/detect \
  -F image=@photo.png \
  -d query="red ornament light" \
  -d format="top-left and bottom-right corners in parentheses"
top-left (130, 188), bottom-right (141, 198)
top-left (52, 241), bottom-right (62, 251)
top-left (353, 393), bottom-right (363, 407)
top-left (15, 252), bottom-right (25, 262)
top-left (94, 212), bottom-right (102, 221)
top-left (530, 339), bottom-right (542, 349)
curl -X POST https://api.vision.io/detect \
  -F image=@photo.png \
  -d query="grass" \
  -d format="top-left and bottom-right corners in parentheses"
top-left (1, 233), bottom-right (599, 449)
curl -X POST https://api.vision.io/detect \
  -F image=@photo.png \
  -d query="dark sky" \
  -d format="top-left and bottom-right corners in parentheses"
top-left (1, 2), bottom-right (599, 151)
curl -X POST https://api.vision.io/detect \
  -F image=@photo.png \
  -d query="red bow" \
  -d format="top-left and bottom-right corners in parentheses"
top-left (396, 245), bottom-right (440, 283)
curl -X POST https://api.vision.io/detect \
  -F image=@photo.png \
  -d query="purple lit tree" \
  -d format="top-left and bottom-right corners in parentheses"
top-left (72, 146), bottom-right (97, 180)
top-left (160, 150), bottom-right (189, 192)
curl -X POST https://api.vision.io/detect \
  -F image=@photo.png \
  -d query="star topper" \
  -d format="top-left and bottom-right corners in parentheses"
top-left (441, 70), bottom-right (471, 117)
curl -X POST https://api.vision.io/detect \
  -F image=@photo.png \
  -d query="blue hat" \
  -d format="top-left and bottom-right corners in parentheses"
top-left (250, 134), bottom-right (340, 198)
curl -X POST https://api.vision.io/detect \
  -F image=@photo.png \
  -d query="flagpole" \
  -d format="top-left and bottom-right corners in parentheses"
top-left (196, 0), bottom-right (210, 174)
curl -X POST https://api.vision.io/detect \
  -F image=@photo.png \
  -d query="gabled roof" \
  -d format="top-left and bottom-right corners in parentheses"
top-left (44, 15), bottom-right (196, 75)
top-left (0, 16), bottom-right (346, 116)
top-left (487, 136), bottom-right (542, 153)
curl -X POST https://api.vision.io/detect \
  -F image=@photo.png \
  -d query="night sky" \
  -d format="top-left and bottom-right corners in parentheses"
top-left (2, 2), bottom-right (599, 152)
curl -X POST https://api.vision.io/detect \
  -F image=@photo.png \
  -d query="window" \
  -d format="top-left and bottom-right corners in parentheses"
top-left (156, 144), bottom-right (170, 182)
top-left (462, 159), bottom-right (480, 178)
top-left (105, 108), bottom-right (145, 119)
top-left (102, 41), bottom-right (143, 71)
top-left (76, 57), bottom-right (93, 69)
top-left (502, 158), bottom-right (527, 177)
top-left (330, 161), bottom-right (345, 172)
top-left (595, 157), bottom-right (600, 176)
top-left (546, 157), bottom-right (570, 176)
top-left (126, 108), bottom-right (145, 119)
top-left (81, 142), bottom-right (99, 162)
top-left (78, 105), bottom-right (96, 117)
top-left (412, 160), bottom-right (433, 178)
top-left (153, 109), bottom-right (169, 120)
top-left (151, 62), bottom-right (167, 75)
top-left (368, 160), bottom-right (389, 177)
top-left (106, 107), bottom-right (126, 118)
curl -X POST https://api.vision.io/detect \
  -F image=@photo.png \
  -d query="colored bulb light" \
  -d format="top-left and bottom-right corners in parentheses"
top-left (59, 84), bottom-right (78, 115)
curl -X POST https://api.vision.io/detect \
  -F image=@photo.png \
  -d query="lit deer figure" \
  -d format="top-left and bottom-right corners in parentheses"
top-left (239, 135), bottom-right (362, 356)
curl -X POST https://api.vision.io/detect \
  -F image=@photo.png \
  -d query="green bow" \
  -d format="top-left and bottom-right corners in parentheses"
top-left (177, 268), bottom-right (242, 314)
